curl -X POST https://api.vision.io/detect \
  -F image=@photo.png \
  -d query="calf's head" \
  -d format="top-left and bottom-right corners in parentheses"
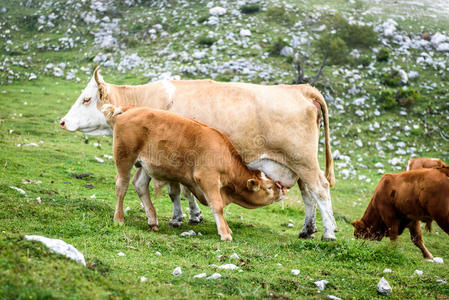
top-left (243, 171), bottom-right (284, 206)
top-left (60, 66), bottom-right (113, 136)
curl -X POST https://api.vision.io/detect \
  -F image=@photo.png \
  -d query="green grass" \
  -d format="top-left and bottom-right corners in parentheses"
top-left (0, 78), bottom-right (448, 299)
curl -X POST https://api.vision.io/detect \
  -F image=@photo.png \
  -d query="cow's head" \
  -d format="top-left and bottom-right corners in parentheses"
top-left (351, 219), bottom-right (385, 241)
top-left (60, 66), bottom-right (113, 136)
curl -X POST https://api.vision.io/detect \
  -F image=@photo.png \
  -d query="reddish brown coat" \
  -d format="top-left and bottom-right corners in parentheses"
top-left (351, 167), bottom-right (449, 258)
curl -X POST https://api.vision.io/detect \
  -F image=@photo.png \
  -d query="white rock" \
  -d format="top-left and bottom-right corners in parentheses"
top-left (377, 277), bottom-right (392, 296)
top-left (209, 7), bottom-right (226, 16)
top-left (408, 71), bottom-right (419, 79)
top-left (280, 46), bottom-right (294, 57)
top-left (374, 163), bottom-right (384, 168)
top-left (398, 69), bottom-right (408, 84)
top-left (36, 197), bottom-right (42, 204)
top-left (291, 269), bottom-right (300, 276)
top-left (240, 29), bottom-right (251, 37)
top-left (230, 253), bottom-right (240, 260)
top-left (436, 43), bottom-right (449, 52)
top-left (180, 230), bottom-right (196, 237)
top-left (194, 273), bottom-right (207, 278)
top-left (327, 295), bottom-right (342, 300)
top-left (207, 273), bottom-right (222, 279)
top-left (25, 235), bottom-right (86, 266)
top-left (414, 270), bottom-right (423, 276)
top-left (383, 268), bottom-right (392, 273)
top-left (436, 279), bottom-right (447, 284)
top-left (155, 251), bottom-right (161, 256)
top-left (124, 206), bottom-right (131, 214)
top-left (117, 252), bottom-right (125, 257)
top-left (172, 266), bottom-right (182, 276)
top-left (10, 186), bottom-right (26, 195)
top-left (355, 140), bottom-right (363, 147)
top-left (287, 223), bottom-right (294, 227)
top-left (140, 276), bottom-right (148, 282)
top-left (431, 32), bottom-right (447, 47)
top-left (94, 156), bottom-right (104, 163)
top-left (218, 263), bottom-right (238, 270)
top-left (314, 280), bottom-right (328, 291)
top-left (427, 257), bottom-right (444, 264)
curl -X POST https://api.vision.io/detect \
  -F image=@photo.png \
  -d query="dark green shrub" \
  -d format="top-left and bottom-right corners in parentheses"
top-left (197, 35), bottom-right (216, 46)
top-left (376, 47), bottom-right (390, 62)
top-left (397, 88), bottom-right (420, 108)
top-left (316, 34), bottom-right (349, 65)
top-left (266, 6), bottom-right (294, 26)
top-left (269, 37), bottom-right (289, 56)
top-left (240, 4), bottom-right (261, 14)
top-left (381, 70), bottom-right (402, 87)
top-left (377, 89), bottom-right (397, 109)
top-left (322, 13), bottom-right (378, 49)
top-left (355, 55), bottom-right (372, 67)
top-left (198, 14), bottom-right (209, 24)
top-left (23, 15), bottom-right (39, 31)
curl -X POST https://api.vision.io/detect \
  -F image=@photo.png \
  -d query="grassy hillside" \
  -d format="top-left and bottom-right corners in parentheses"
top-left (0, 0), bottom-right (448, 299)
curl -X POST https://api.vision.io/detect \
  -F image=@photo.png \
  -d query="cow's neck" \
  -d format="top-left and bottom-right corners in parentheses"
top-left (105, 82), bottom-right (159, 107)
top-left (361, 200), bottom-right (384, 236)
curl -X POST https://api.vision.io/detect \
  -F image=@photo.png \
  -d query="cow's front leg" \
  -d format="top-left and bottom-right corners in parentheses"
top-left (181, 185), bottom-right (203, 224)
top-left (409, 221), bottom-right (433, 259)
top-left (132, 168), bottom-right (158, 230)
top-left (168, 182), bottom-right (184, 227)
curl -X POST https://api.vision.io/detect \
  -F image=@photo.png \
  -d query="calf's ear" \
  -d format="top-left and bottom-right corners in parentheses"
top-left (247, 179), bottom-right (260, 192)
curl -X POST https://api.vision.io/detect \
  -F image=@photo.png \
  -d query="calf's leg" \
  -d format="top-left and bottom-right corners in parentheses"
top-left (409, 221), bottom-right (433, 259)
top-left (132, 168), bottom-right (158, 230)
top-left (168, 182), bottom-right (184, 227)
top-left (114, 172), bottom-right (130, 226)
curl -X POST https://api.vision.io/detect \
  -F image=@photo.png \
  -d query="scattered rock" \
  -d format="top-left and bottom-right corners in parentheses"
top-left (383, 268), bottom-right (392, 273)
top-left (83, 184), bottom-right (94, 189)
top-left (436, 279), bottom-right (447, 284)
top-left (71, 173), bottom-right (92, 179)
top-left (427, 257), bottom-right (444, 264)
top-left (414, 270), bottom-right (423, 276)
top-left (207, 273), bottom-right (222, 280)
top-left (117, 252), bottom-right (125, 257)
top-left (314, 280), bottom-right (328, 291)
top-left (155, 251), bottom-right (161, 256)
top-left (140, 276), bottom-right (148, 282)
top-left (172, 267), bottom-right (182, 276)
top-left (25, 235), bottom-right (86, 266)
top-left (180, 230), bottom-right (196, 237)
top-left (240, 29), bottom-right (251, 37)
top-left (209, 7), bottom-right (226, 16)
top-left (217, 263), bottom-right (238, 270)
top-left (9, 186), bottom-right (26, 195)
top-left (291, 269), bottom-right (300, 276)
top-left (194, 273), bottom-right (207, 278)
top-left (327, 295), bottom-right (342, 300)
top-left (377, 277), bottom-right (392, 296)
top-left (230, 253), bottom-right (240, 260)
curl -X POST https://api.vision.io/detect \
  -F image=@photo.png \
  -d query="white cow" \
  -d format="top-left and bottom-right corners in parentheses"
top-left (60, 67), bottom-right (338, 240)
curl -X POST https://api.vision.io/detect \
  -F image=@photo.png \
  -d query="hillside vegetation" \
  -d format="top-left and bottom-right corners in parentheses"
top-left (0, 0), bottom-right (448, 299)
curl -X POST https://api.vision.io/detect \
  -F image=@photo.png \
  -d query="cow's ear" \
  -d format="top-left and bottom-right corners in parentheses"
top-left (351, 219), bottom-right (364, 229)
top-left (247, 179), bottom-right (260, 192)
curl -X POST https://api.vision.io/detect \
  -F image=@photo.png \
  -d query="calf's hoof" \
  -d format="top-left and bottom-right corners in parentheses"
top-left (220, 234), bottom-right (232, 242)
top-left (188, 214), bottom-right (204, 225)
top-left (150, 225), bottom-right (159, 231)
top-left (169, 219), bottom-right (183, 228)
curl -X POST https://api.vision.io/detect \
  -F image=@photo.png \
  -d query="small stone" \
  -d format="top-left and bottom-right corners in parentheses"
top-left (414, 270), bottom-right (423, 276)
top-left (240, 29), bottom-right (251, 37)
top-left (218, 263), bottom-right (238, 270)
top-left (117, 252), bottom-right (125, 257)
top-left (327, 295), bottom-right (342, 300)
top-left (172, 267), bottom-right (182, 276)
top-left (194, 273), bottom-right (207, 278)
top-left (230, 253), bottom-right (240, 260)
top-left (180, 230), bottom-right (196, 237)
top-left (377, 277), bottom-right (392, 296)
top-left (140, 276), bottom-right (148, 282)
top-left (207, 273), bottom-right (222, 280)
top-left (314, 280), bottom-right (328, 291)
top-left (155, 251), bottom-right (161, 256)
top-left (436, 279), bottom-right (446, 284)
top-left (383, 268), bottom-right (392, 273)
top-left (433, 257), bottom-right (444, 264)
top-left (291, 269), bottom-right (300, 276)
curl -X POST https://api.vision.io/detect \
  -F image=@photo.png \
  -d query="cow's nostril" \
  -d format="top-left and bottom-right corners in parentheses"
top-left (60, 120), bottom-right (66, 128)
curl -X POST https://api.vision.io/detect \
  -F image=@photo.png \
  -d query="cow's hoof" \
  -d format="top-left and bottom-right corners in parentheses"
top-left (169, 219), bottom-right (183, 228)
top-left (150, 225), bottom-right (159, 231)
top-left (321, 232), bottom-right (336, 241)
top-left (298, 232), bottom-right (315, 239)
top-left (220, 234), bottom-right (232, 241)
top-left (188, 214), bottom-right (203, 225)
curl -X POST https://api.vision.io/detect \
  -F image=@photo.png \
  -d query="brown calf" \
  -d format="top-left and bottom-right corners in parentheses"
top-left (102, 105), bottom-right (282, 241)
top-left (351, 167), bottom-right (449, 258)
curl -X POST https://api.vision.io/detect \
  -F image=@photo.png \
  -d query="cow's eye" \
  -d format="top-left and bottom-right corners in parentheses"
top-left (82, 97), bottom-right (91, 104)
top-left (267, 185), bottom-right (272, 190)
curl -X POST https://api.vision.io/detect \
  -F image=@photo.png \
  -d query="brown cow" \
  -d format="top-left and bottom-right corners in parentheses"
top-left (406, 157), bottom-right (446, 171)
top-left (351, 167), bottom-right (449, 258)
top-left (102, 104), bottom-right (283, 241)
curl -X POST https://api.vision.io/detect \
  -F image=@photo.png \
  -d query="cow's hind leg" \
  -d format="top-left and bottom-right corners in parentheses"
top-left (298, 179), bottom-right (318, 238)
top-left (409, 221), bottom-right (433, 259)
top-left (181, 185), bottom-right (203, 224)
top-left (168, 182), bottom-right (184, 227)
top-left (300, 170), bottom-right (337, 241)
top-left (132, 168), bottom-right (158, 230)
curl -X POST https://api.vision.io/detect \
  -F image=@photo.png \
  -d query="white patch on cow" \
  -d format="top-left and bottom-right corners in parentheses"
top-left (431, 158), bottom-right (440, 161)
top-left (260, 171), bottom-right (269, 182)
top-left (162, 80), bottom-right (176, 103)
top-left (248, 158), bottom-right (297, 187)
top-left (406, 159), bottom-right (412, 171)
top-left (60, 75), bottom-right (112, 136)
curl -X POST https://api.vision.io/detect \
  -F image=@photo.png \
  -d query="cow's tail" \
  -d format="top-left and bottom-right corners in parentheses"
top-left (301, 85), bottom-right (335, 187)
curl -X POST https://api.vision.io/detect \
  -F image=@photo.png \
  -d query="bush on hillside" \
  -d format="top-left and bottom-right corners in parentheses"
top-left (240, 4), bottom-right (261, 14)
top-left (376, 48), bottom-right (390, 62)
top-left (266, 6), bottom-right (294, 26)
top-left (377, 88), bottom-right (420, 109)
top-left (381, 70), bottom-right (403, 87)
top-left (316, 34), bottom-right (349, 65)
top-left (269, 37), bottom-right (289, 56)
top-left (197, 35), bottom-right (216, 46)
